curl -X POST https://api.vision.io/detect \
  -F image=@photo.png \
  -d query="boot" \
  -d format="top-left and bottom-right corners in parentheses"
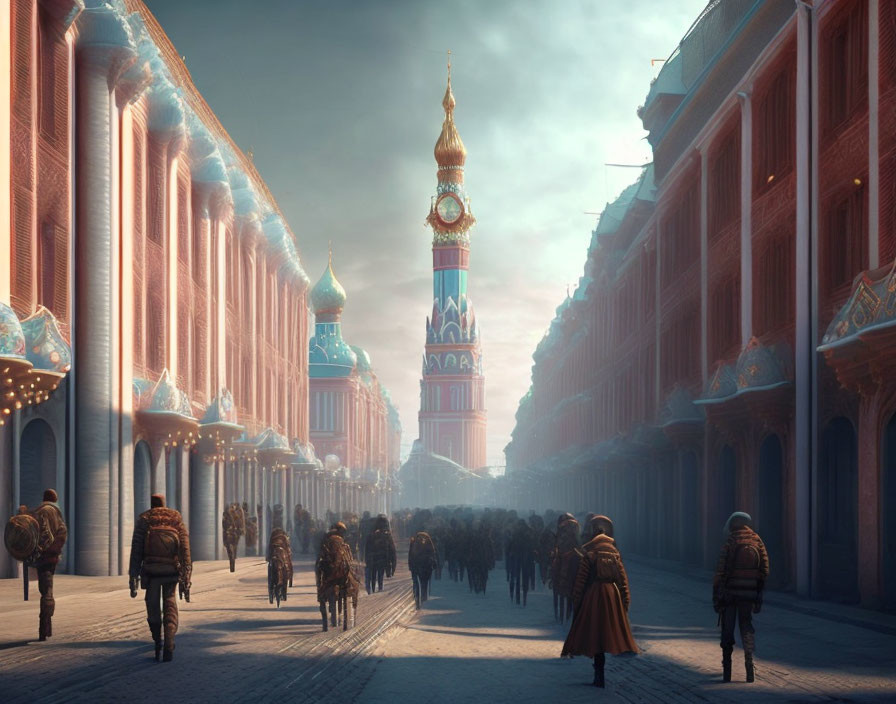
top-left (743, 633), bottom-right (755, 683)
top-left (593, 653), bottom-right (605, 688)
top-left (163, 622), bottom-right (176, 661)
top-left (722, 648), bottom-right (732, 682)
top-left (37, 613), bottom-right (53, 640)
top-left (154, 640), bottom-right (163, 662)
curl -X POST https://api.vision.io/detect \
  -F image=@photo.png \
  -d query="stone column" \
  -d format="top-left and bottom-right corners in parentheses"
top-left (737, 90), bottom-right (753, 345)
top-left (190, 452), bottom-right (216, 560)
top-left (176, 446), bottom-right (189, 525)
top-left (72, 6), bottom-right (137, 575)
top-left (115, 38), bottom-right (152, 575)
top-left (145, 79), bottom-right (185, 376)
top-left (794, 1), bottom-right (813, 597)
top-left (857, 392), bottom-right (883, 608)
top-left (699, 147), bottom-right (708, 382)
top-left (215, 458), bottom-right (225, 560)
top-left (868, 0), bottom-right (880, 269)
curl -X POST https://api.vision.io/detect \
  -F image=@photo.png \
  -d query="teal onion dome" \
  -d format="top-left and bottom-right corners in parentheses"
top-left (309, 326), bottom-right (357, 377)
top-left (311, 255), bottom-right (347, 319)
top-left (350, 345), bottom-right (371, 372)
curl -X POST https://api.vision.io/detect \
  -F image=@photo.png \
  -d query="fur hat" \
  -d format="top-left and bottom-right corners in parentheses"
top-left (43, 489), bottom-right (58, 503)
top-left (589, 515), bottom-right (614, 538)
top-left (724, 511), bottom-right (752, 535)
top-left (150, 494), bottom-right (166, 508)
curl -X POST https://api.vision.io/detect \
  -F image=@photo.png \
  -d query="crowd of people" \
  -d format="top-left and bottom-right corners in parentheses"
top-left (6, 493), bottom-right (770, 688)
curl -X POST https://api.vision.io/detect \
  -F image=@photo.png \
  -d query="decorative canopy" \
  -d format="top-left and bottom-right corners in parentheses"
top-left (0, 302), bottom-right (27, 360)
top-left (696, 338), bottom-right (792, 405)
top-left (201, 388), bottom-right (239, 426)
top-left (819, 262), bottom-right (896, 351)
top-left (148, 369), bottom-right (194, 418)
top-left (0, 303), bottom-right (71, 422)
top-left (20, 306), bottom-right (71, 374)
top-left (657, 386), bottom-right (705, 427)
top-left (135, 369), bottom-right (198, 446)
top-left (255, 427), bottom-right (290, 452)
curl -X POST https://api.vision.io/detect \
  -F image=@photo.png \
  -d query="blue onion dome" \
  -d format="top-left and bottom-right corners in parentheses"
top-left (311, 254), bottom-right (347, 319)
top-left (350, 345), bottom-right (371, 372)
top-left (0, 301), bottom-right (27, 360)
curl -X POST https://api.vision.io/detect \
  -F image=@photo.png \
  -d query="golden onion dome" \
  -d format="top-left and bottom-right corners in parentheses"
top-left (434, 68), bottom-right (466, 168)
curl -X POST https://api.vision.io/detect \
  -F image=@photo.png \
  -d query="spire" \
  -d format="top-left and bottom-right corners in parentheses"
top-left (434, 50), bottom-right (467, 168)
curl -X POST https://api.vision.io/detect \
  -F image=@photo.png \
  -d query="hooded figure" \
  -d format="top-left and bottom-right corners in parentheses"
top-left (713, 511), bottom-right (769, 684)
top-left (561, 515), bottom-right (638, 688)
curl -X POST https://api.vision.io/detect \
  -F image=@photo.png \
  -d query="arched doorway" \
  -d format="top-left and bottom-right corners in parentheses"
top-left (718, 445), bottom-right (737, 533)
top-left (818, 417), bottom-right (858, 602)
top-left (680, 450), bottom-right (701, 565)
top-left (757, 435), bottom-right (785, 589)
top-left (20, 419), bottom-right (57, 508)
top-left (882, 413), bottom-right (896, 611)
top-left (134, 441), bottom-right (152, 522)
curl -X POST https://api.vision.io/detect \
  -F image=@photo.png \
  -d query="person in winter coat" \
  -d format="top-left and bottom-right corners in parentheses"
top-left (32, 489), bottom-right (68, 641)
top-left (128, 494), bottom-right (192, 662)
top-left (408, 530), bottom-right (439, 608)
top-left (713, 511), bottom-right (769, 683)
top-left (222, 503), bottom-right (244, 572)
top-left (561, 515), bottom-right (637, 688)
top-left (506, 519), bottom-right (536, 606)
top-left (365, 514), bottom-right (397, 594)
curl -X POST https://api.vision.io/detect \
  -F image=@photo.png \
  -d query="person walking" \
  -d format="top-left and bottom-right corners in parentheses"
top-left (32, 489), bottom-right (68, 641)
top-left (713, 511), bottom-right (769, 683)
top-left (128, 494), bottom-right (192, 662)
top-left (561, 515), bottom-right (638, 688)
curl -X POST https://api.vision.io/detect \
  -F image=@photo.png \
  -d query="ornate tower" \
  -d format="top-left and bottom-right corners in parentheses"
top-left (418, 60), bottom-right (487, 470)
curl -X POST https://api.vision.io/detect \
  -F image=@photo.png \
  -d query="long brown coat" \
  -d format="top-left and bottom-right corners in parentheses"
top-left (561, 534), bottom-right (638, 657)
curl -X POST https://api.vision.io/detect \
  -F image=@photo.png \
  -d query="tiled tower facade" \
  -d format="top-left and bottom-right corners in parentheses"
top-left (418, 63), bottom-right (487, 471)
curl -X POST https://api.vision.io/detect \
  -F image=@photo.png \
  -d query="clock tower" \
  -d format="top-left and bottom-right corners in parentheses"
top-left (418, 59), bottom-right (487, 470)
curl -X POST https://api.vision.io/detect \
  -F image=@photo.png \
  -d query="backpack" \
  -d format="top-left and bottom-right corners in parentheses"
top-left (4, 513), bottom-right (40, 563)
top-left (371, 530), bottom-right (389, 555)
top-left (144, 523), bottom-right (180, 576)
top-left (321, 536), bottom-right (351, 582)
top-left (593, 548), bottom-right (621, 583)
top-left (728, 537), bottom-right (761, 578)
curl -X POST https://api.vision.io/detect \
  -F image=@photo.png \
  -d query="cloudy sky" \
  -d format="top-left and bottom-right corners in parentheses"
top-left (144, 0), bottom-right (708, 466)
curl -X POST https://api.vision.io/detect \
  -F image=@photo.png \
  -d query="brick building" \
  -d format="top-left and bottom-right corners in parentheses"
top-left (1, 0), bottom-right (314, 577)
top-left (307, 255), bottom-right (402, 516)
top-left (505, 0), bottom-right (896, 609)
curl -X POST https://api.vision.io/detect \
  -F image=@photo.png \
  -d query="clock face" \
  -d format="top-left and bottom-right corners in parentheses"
top-left (436, 193), bottom-right (463, 224)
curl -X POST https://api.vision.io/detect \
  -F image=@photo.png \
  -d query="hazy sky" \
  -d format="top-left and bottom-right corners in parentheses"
top-left (144, 0), bottom-right (708, 466)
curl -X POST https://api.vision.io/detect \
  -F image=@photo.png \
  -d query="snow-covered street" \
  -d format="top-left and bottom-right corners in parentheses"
top-left (1, 551), bottom-right (895, 703)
